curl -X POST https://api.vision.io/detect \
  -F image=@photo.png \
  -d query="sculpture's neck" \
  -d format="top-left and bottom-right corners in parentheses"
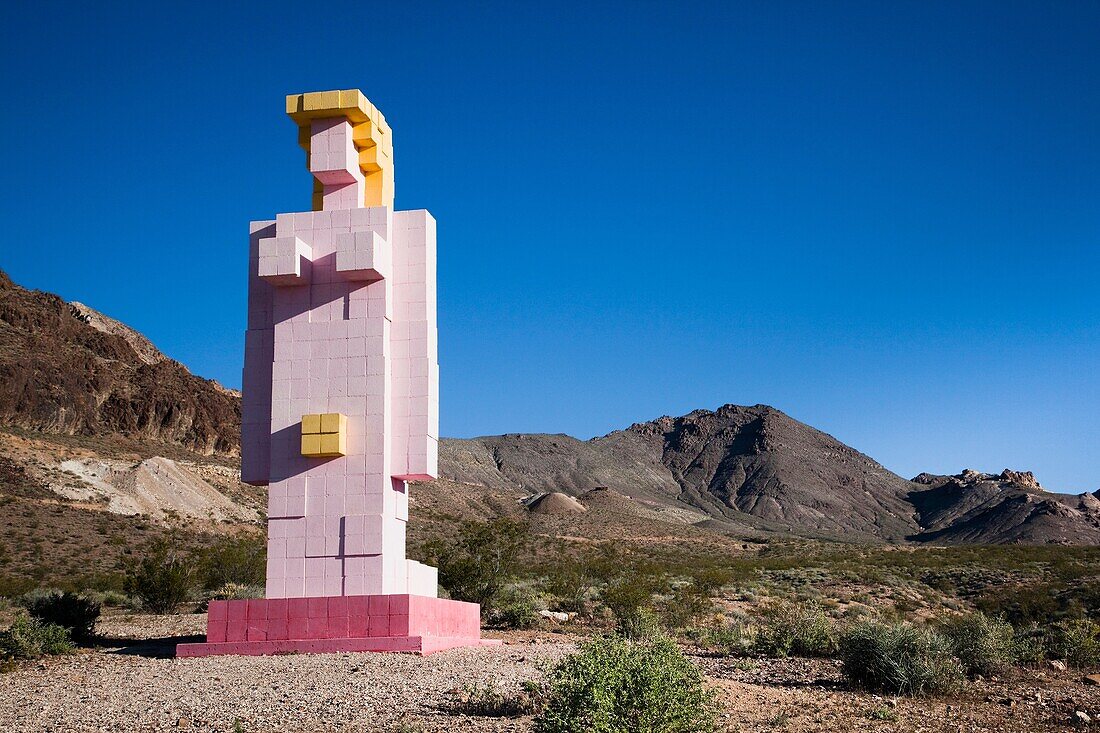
top-left (309, 117), bottom-right (364, 211)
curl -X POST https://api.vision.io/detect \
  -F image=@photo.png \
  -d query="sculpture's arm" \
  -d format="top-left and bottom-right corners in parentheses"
top-left (390, 210), bottom-right (439, 482)
top-left (257, 236), bottom-right (312, 285)
top-left (241, 221), bottom-right (278, 485)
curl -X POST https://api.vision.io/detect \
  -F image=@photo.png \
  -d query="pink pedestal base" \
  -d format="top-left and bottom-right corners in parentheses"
top-left (177, 594), bottom-right (494, 658)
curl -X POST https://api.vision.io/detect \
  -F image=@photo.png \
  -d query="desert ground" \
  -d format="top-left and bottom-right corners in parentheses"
top-left (1, 612), bottom-right (1096, 733)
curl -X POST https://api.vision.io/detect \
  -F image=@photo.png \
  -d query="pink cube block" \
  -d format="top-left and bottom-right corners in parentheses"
top-left (288, 598), bottom-right (309, 619)
top-left (368, 594), bottom-right (390, 615)
top-left (369, 615), bottom-right (389, 638)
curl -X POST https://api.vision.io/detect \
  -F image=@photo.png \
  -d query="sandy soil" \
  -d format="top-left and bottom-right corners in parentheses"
top-left (0, 613), bottom-right (1096, 732)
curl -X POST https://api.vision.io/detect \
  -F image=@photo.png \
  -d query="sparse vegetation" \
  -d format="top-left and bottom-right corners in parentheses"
top-left (204, 582), bottom-right (265, 603)
top-left (660, 568), bottom-right (732, 631)
top-left (0, 615), bottom-right (74, 660)
top-left (534, 633), bottom-right (716, 733)
top-left (1046, 618), bottom-right (1100, 669)
top-left (687, 621), bottom-right (752, 656)
top-left (123, 539), bottom-right (195, 614)
top-left (426, 519), bottom-right (528, 612)
top-left (196, 534), bottom-right (266, 591)
top-left (22, 590), bottom-right (100, 642)
top-left (839, 620), bottom-right (964, 696)
top-left (450, 681), bottom-right (540, 717)
top-left (935, 611), bottom-right (1016, 677)
top-left (753, 600), bottom-right (838, 658)
top-left (487, 587), bottom-right (541, 629)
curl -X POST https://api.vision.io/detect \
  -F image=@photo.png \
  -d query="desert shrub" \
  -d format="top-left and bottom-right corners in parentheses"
top-left (534, 632), bottom-right (716, 733)
top-left (839, 620), bottom-right (964, 696)
top-left (0, 615), bottom-right (74, 660)
top-left (196, 535), bottom-right (267, 591)
top-left (545, 557), bottom-right (596, 613)
top-left (661, 568), bottom-right (732, 631)
top-left (1011, 623), bottom-right (1048, 666)
top-left (451, 680), bottom-right (540, 717)
top-left (935, 612), bottom-right (1016, 677)
top-left (596, 558), bottom-right (670, 638)
top-left (124, 539), bottom-right (195, 614)
top-left (426, 519), bottom-right (528, 612)
top-left (687, 621), bottom-right (751, 656)
top-left (973, 581), bottom-right (1100, 626)
top-left (203, 582), bottom-right (265, 607)
top-left (82, 589), bottom-right (128, 608)
top-left (23, 591), bottom-right (100, 642)
top-left (0, 575), bottom-right (37, 599)
top-left (488, 588), bottom-right (541, 629)
top-left (1046, 619), bottom-right (1100, 669)
top-left (753, 601), bottom-right (837, 658)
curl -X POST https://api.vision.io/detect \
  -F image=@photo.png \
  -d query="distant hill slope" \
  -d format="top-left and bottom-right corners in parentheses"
top-left (437, 411), bottom-right (1100, 545)
top-left (438, 405), bottom-right (921, 541)
top-left (0, 270), bottom-right (240, 456)
top-left (3, 269), bottom-right (1096, 545)
top-left (909, 470), bottom-right (1100, 545)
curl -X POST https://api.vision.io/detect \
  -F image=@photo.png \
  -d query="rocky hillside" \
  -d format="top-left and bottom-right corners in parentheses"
top-left (437, 408), bottom-right (1100, 545)
top-left (439, 405), bottom-right (921, 541)
top-left (2, 269), bottom-right (1096, 546)
top-left (908, 469), bottom-right (1100, 544)
top-left (0, 270), bottom-right (240, 456)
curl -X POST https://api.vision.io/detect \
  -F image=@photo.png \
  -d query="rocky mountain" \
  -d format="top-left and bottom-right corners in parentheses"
top-left (0, 270), bottom-right (240, 456)
top-left (2, 269), bottom-right (1096, 546)
top-left (439, 405), bottom-right (921, 541)
top-left (908, 469), bottom-right (1100, 545)
top-left (438, 412), bottom-right (1100, 544)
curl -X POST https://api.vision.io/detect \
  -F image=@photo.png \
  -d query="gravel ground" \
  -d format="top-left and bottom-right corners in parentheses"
top-left (697, 654), bottom-right (1100, 733)
top-left (3, 614), bottom-right (1097, 733)
top-left (0, 613), bottom-right (570, 733)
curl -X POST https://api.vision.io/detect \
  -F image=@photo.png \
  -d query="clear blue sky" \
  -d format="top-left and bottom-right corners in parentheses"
top-left (1, 2), bottom-right (1097, 492)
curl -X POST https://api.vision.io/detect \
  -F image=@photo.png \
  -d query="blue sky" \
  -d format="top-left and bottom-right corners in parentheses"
top-left (1, 2), bottom-right (1097, 492)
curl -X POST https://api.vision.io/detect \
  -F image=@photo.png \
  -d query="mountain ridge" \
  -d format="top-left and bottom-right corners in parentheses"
top-left (2, 268), bottom-right (1097, 545)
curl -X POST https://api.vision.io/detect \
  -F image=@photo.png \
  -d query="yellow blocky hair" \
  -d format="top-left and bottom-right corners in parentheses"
top-left (286, 89), bottom-right (394, 210)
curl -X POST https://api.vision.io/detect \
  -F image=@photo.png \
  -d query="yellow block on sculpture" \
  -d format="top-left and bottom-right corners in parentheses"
top-left (301, 433), bottom-right (322, 456)
top-left (301, 413), bottom-right (322, 434)
top-left (300, 412), bottom-right (347, 457)
top-left (319, 432), bottom-right (346, 456)
top-left (320, 412), bottom-right (346, 434)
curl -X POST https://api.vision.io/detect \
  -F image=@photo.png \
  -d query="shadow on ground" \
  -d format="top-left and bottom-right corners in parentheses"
top-left (95, 635), bottom-right (205, 658)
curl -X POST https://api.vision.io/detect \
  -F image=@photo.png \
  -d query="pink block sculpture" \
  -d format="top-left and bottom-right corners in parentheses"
top-left (178, 89), bottom-right (492, 657)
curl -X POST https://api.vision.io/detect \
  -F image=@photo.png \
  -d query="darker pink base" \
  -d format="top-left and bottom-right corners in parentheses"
top-left (176, 594), bottom-right (493, 657)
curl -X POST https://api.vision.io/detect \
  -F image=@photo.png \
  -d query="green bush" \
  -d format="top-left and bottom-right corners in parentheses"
top-left (534, 633), bottom-right (716, 733)
top-left (426, 519), bottom-right (528, 612)
top-left (83, 589), bottom-right (129, 608)
top-left (196, 535), bottom-right (267, 591)
top-left (1010, 623), bottom-right (1048, 667)
top-left (488, 588), bottom-right (541, 630)
top-left (123, 540), bottom-right (195, 614)
top-left (1047, 619), bottom-right (1100, 669)
top-left (23, 591), bottom-right (100, 642)
top-left (199, 582), bottom-right (265, 612)
top-left (753, 601), bottom-right (837, 658)
top-left (451, 680), bottom-right (540, 717)
top-left (935, 612), bottom-right (1016, 677)
top-left (545, 558), bottom-right (596, 614)
top-left (598, 561), bottom-right (669, 639)
top-left (0, 615), bottom-right (74, 660)
top-left (687, 621), bottom-right (751, 656)
top-left (660, 569), bottom-right (731, 631)
top-left (839, 620), bottom-right (964, 696)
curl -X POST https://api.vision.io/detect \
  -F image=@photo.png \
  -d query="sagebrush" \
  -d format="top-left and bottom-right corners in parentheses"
top-left (534, 633), bottom-right (715, 733)
top-left (23, 590), bottom-right (101, 642)
top-left (839, 620), bottom-right (964, 696)
top-left (0, 615), bottom-right (74, 660)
